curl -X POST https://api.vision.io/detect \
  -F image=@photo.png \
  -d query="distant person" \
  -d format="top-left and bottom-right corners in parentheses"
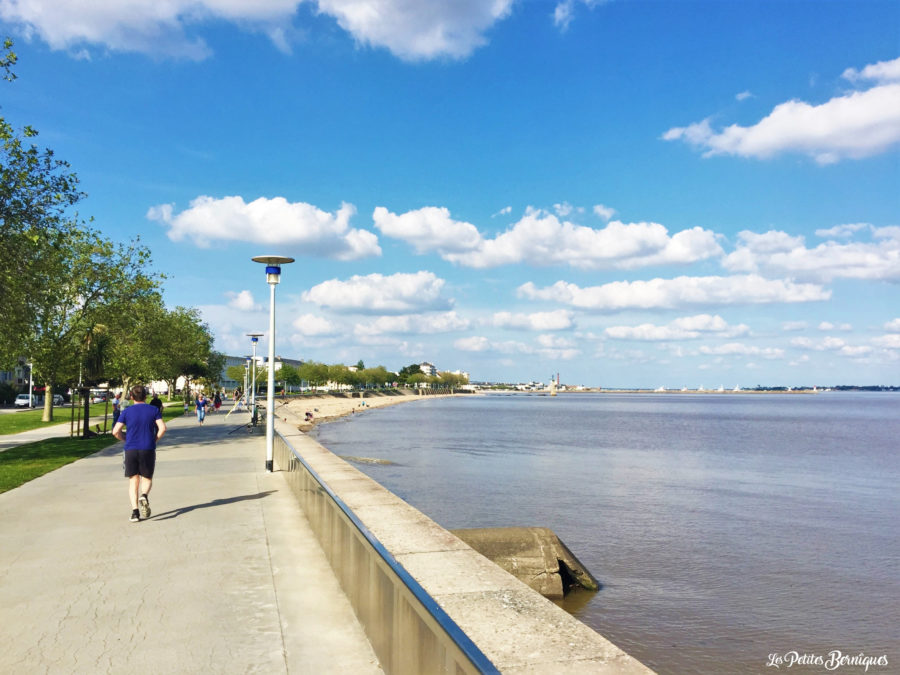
top-left (112, 385), bottom-right (166, 523)
top-left (196, 394), bottom-right (208, 425)
top-left (213, 391), bottom-right (221, 413)
top-left (149, 393), bottom-right (163, 414)
top-left (112, 392), bottom-right (124, 425)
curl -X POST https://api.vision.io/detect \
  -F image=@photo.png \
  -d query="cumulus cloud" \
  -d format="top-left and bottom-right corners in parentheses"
top-left (302, 271), bottom-right (450, 314)
top-left (379, 205), bottom-right (722, 269)
top-left (593, 203), bottom-right (616, 221)
top-left (291, 313), bottom-right (338, 336)
top-left (782, 321), bottom-right (807, 331)
top-left (885, 318), bottom-right (900, 332)
top-left (605, 314), bottom-right (749, 341)
top-left (318, 0), bottom-right (514, 60)
top-left (225, 290), bottom-right (261, 312)
top-left (791, 335), bottom-right (873, 356)
top-left (815, 223), bottom-right (871, 239)
top-left (148, 196), bottom-right (380, 260)
top-left (698, 343), bottom-right (784, 359)
top-left (873, 334), bottom-right (900, 349)
top-left (372, 206), bottom-right (481, 255)
top-left (0, 0), bottom-right (515, 61)
top-left (518, 274), bottom-right (830, 311)
top-left (455, 336), bottom-right (491, 352)
top-left (358, 311), bottom-right (470, 335)
top-left (491, 309), bottom-right (574, 331)
top-left (818, 321), bottom-right (852, 331)
top-left (663, 57), bottom-right (900, 164)
top-left (722, 227), bottom-right (900, 282)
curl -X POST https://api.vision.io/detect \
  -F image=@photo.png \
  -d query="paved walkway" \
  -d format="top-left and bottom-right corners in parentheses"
top-left (0, 413), bottom-right (114, 453)
top-left (0, 408), bottom-right (383, 674)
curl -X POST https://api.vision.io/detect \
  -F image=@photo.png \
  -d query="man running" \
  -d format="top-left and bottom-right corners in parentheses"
top-left (112, 384), bottom-right (166, 522)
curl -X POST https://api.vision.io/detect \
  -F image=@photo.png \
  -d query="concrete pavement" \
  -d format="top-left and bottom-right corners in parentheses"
top-left (0, 407), bottom-right (383, 674)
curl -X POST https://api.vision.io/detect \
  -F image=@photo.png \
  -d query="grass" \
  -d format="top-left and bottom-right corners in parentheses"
top-left (0, 403), bottom-right (188, 493)
top-left (0, 407), bottom-right (91, 435)
top-left (0, 435), bottom-right (118, 493)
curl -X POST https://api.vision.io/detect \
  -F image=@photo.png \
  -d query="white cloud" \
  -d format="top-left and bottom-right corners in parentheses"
top-left (455, 336), bottom-right (491, 352)
top-left (492, 206), bottom-right (513, 217)
top-left (699, 343), bottom-right (784, 359)
top-left (317, 0), bottom-right (514, 60)
top-left (225, 290), bottom-right (261, 312)
top-left (842, 56), bottom-right (900, 84)
top-left (815, 223), bottom-right (871, 239)
top-left (663, 58), bottom-right (900, 164)
top-left (782, 321), bottom-right (807, 331)
top-left (873, 334), bottom-right (900, 349)
top-left (553, 201), bottom-right (582, 217)
top-left (736, 90), bottom-right (753, 101)
top-left (491, 309), bottom-right (574, 331)
top-left (818, 321), bottom-right (852, 332)
top-left (592, 203), bottom-right (616, 221)
top-left (291, 313), bottom-right (338, 336)
top-left (382, 206), bottom-right (723, 269)
top-left (553, 1), bottom-right (575, 30)
top-left (885, 318), bottom-right (900, 332)
top-left (791, 335), bottom-right (873, 356)
top-left (372, 206), bottom-right (481, 255)
top-left (148, 196), bottom-right (380, 260)
top-left (359, 311), bottom-right (470, 335)
top-left (302, 271), bottom-right (450, 314)
top-left (0, 0), bottom-right (515, 61)
top-left (0, 0), bottom-right (300, 59)
top-left (722, 227), bottom-right (900, 282)
top-left (518, 274), bottom-right (830, 311)
top-left (605, 314), bottom-right (749, 341)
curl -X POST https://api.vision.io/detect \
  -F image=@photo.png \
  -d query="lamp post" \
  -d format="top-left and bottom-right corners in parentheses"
top-left (247, 333), bottom-right (263, 426)
top-left (251, 255), bottom-right (295, 472)
top-left (27, 361), bottom-right (33, 408)
top-left (243, 358), bottom-right (250, 410)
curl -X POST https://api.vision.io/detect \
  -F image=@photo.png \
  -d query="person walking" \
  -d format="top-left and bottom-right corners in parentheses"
top-left (213, 391), bottom-right (222, 413)
top-left (112, 391), bottom-right (124, 425)
top-left (149, 392), bottom-right (163, 414)
top-left (196, 393), bottom-right (208, 425)
top-left (112, 384), bottom-right (166, 523)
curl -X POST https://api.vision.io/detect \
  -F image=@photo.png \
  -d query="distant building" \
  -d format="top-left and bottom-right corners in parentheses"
top-left (419, 362), bottom-right (437, 377)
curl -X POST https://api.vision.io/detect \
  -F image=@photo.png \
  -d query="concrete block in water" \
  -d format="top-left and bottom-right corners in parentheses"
top-left (450, 526), bottom-right (599, 599)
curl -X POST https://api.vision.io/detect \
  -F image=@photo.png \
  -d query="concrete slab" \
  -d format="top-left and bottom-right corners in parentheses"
top-left (0, 409), bottom-right (382, 674)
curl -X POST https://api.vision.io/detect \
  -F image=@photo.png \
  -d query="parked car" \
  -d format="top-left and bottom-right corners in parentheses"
top-left (53, 394), bottom-right (65, 405)
top-left (14, 394), bottom-right (33, 408)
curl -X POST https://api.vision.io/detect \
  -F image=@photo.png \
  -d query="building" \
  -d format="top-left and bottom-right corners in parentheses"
top-left (419, 362), bottom-right (437, 377)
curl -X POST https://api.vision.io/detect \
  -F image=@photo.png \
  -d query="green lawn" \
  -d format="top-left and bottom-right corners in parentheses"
top-left (0, 407), bottom-right (93, 435)
top-left (0, 435), bottom-right (119, 493)
top-left (0, 403), bottom-right (187, 493)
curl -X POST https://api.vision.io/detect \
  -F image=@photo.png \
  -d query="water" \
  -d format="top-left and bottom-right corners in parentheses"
top-left (313, 393), bottom-right (900, 674)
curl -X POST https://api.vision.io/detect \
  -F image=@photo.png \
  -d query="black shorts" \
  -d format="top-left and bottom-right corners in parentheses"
top-left (123, 449), bottom-right (156, 478)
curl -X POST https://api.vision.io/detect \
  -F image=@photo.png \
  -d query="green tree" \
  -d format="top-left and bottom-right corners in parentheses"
top-left (279, 363), bottom-right (301, 390)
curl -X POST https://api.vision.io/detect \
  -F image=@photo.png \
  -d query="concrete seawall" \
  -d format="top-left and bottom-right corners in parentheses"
top-left (274, 419), bottom-right (654, 674)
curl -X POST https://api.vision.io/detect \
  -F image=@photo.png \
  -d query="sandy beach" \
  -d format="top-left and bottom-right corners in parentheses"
top-left (271, 390), bottom-right (463, 432)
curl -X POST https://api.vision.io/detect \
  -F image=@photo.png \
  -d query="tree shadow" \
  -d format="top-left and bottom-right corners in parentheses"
top-left (151, 490), bottom-right (276, 520)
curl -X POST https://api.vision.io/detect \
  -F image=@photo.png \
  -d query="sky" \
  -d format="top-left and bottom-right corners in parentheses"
top-left (2, 0), bottom-right (899, 388)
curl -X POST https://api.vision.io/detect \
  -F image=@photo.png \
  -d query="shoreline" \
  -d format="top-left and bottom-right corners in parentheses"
top-left (274, 390), bottom-right (466, 432)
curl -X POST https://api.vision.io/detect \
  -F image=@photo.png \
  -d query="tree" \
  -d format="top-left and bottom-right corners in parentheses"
top-left (279, 363), bottom-right (301, 390)
top-left (397, 363), bottom-right (424, 385)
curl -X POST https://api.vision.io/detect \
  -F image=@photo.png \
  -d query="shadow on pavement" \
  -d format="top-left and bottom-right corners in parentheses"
top-left (151, 490), bottom-right (276, 520)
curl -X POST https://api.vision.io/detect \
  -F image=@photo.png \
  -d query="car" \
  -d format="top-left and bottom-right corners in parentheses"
top-left (14, 394), bottom-right (33, 408)
top-left (53, 394), bottom-right (65, 405)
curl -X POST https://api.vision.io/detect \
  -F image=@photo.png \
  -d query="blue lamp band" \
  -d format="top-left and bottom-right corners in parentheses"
top-left (251, 337), bottom-right (259, 343)
top-left (265, 266), bottom-right (281, 275)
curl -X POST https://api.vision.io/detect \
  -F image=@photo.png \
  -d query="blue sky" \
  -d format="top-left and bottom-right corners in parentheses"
top-left (2, 0), bottom-right (898, 387)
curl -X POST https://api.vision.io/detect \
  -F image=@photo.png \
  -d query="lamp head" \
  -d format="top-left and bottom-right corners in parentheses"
top-left (251, 255), bottom-right (294, 285)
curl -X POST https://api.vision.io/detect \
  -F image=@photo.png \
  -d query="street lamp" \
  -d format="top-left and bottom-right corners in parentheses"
top-left (247, 332), bottom-right (263, 426)
top-left (251, 255), bottom-right (295, 472)
top-left (243, 358), bottom-right (250, 410)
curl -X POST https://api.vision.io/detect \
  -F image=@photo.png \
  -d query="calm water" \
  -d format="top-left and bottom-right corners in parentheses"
top-left (314, 393), bottom-right (900, 674)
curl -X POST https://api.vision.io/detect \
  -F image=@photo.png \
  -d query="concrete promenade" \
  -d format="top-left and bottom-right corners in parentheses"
top-left (0, 407), bottom-right (383, 674)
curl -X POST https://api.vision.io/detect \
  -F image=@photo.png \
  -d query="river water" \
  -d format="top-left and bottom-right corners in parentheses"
top-left (313, 392), bottom-right (899, 674)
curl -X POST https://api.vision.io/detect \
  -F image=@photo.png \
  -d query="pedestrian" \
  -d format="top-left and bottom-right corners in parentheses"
top-left (196, 393), bottom-right (208, 425)
top-left (112, 391), bottom-right (124, 425)
top-left (112, 384), bottom-right (166, 523)
top-left (149, 392), bottom-right (163, 414)
top-left (213, 391), bottom-right (222, 413)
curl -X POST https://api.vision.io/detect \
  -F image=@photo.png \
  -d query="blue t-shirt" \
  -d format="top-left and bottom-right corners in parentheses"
top-left (119, 403), bottom-right (162, 451)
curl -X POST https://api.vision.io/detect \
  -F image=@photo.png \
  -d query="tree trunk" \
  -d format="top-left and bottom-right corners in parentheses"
top-left (41, 377), bottom-right (54, 422)
top-left (81, 388), bottom-right (92, 439)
